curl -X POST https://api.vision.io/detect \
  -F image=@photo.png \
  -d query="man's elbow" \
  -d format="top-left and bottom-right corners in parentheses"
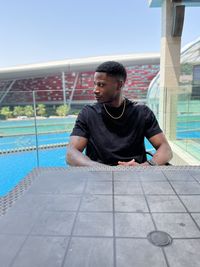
top-left (66, 146), bottom-right (74, 166)
top-left (168, 144), bottom-right (173, 161)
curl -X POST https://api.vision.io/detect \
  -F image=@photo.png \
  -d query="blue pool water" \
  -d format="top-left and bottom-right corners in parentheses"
top-left (1, 118), bottom-right (200, 197)
top-left (0, 128), bottom-right (71, 196)
top-left (0, 147), bottom-right (67, 196)
top-left (0, 138), bottom-right (153, 197)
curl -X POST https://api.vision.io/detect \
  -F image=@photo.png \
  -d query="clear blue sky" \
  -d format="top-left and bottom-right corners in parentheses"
top-left (0, 0), bottom-right (199, 68)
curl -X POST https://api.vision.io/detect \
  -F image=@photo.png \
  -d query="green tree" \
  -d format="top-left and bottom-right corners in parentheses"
top-left (0, 106), bottom-right (13, 119)
top-left (24, 105), bottom-right (34, 117)
top-left (37, 104), bottom-right (46, 116)
top-left (13, 106), bottom-right (24, 117)
top-left (56, 105), bottom-right (69, 117)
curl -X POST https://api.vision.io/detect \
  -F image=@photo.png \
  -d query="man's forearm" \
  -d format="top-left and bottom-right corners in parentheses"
top-left (66, 147), bottom-right (106, 167)
top-left (152, 143), bottom-right (173, 165)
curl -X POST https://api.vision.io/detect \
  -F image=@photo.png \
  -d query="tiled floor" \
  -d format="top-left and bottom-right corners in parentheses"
top-left (0, 166), bottom-right (200, 267)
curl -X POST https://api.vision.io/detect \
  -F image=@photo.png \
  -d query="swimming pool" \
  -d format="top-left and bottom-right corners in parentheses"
top-left (0, 138), bottom-right (153, 197)
top-left (1, 120), bottom-right (200, 152)
top-left (1, 117), bottom-right (200, 197)
top-left (0, 147), bottom-right (67, 196)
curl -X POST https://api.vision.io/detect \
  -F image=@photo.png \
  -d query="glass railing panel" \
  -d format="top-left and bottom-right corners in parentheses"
top-left (176, 92), bottom-right (200, 161)
top-left (168, 90), bottom-right (200, 162)
top-left (147, 85), bottom-right (200, 163)
top-left (0, 90), bottom-right (38, 196)
top-left (34, 90), bottom-right (77, 167)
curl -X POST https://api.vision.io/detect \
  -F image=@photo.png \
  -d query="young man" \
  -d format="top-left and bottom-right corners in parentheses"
top-left (66, 61), bottom-right (172, 167)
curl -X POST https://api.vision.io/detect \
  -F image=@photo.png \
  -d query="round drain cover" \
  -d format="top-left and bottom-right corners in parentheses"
top-left (147, 231), bottom-right (173, 247)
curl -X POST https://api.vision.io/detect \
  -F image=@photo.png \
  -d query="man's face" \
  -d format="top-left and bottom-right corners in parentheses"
top-left (93, 72), bottom-right (122, 104)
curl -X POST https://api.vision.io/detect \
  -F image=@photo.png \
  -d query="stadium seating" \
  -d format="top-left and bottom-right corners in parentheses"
top-left (0, 65), bottom-right (159, 105)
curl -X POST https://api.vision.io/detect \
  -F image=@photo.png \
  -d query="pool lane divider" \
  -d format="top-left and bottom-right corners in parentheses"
top-left (0, 142), bottom-right (68, 155)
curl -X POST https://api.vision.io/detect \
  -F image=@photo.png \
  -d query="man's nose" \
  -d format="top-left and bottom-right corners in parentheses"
top-left (93, 85), bottom-right (100, 94)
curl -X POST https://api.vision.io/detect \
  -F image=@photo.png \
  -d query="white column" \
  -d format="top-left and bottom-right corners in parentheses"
top-left (159, 0), bottom-right (181, 140)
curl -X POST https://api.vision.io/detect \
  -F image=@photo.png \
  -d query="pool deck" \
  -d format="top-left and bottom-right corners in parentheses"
top-left (0, 166), bottom-right (200, 267)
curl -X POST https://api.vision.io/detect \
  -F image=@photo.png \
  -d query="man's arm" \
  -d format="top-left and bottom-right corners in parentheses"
top-left (66, 136), bottom-right (106, 167)
top-left (118, 132), bottom-right (173, 166)
top-left (148, 132), bottom-right (173, 165)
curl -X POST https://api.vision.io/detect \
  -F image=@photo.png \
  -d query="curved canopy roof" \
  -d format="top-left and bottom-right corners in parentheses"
top-left (0, 53), bottom-right (160, 80)
top-left (181, 37), bottom-right (200, 64)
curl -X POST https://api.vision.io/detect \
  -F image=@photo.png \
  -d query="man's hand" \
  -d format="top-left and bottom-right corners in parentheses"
top-left (118, 159), bottom-right (139, 166)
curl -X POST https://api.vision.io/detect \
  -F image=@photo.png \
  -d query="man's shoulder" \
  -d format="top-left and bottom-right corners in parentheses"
top-left (80, 103), bottom-right (101, 114)
top-left (126, 99), bottom-right (147, 110)
top-left (126, 99), bottom-right (154, 118)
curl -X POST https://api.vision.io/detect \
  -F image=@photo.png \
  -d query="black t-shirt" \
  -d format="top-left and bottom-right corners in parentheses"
top-left (70, 98), bottom-right (162, 165)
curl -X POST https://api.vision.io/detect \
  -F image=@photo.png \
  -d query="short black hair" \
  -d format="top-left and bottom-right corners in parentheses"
top-left (95, 61), bottom-right (127, 82)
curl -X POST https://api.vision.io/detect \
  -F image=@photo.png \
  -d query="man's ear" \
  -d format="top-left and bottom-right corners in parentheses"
top-left (119, 80), bottom-right (124, 89)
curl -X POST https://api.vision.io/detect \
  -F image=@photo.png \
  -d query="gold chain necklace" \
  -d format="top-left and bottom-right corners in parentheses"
top-left (103, 99), bottom-right (126, 120)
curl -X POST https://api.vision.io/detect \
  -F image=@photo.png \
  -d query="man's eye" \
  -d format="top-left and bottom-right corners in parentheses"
top-left (94, 82), bottom-right (104, 87)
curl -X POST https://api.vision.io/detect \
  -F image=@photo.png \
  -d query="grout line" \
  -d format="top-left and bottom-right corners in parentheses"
top-left (60, 175), bottom-right (88, 267)
top-left (9, 207), bottom-right (45, 267)
top-left (163, 171), bottom-right (200, 234)
top-left (140, 172), bottom-right (171, 267)
top-left (112, 171), bottom-right (117, 267)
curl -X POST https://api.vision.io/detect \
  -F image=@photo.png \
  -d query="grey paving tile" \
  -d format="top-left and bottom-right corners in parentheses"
top-left (87, 171), bottom-right (112, 181)
top-left (63, 237), bottom-right (113, 267)
top-left (114, 181), bottom-right (143, 194)
top-left (115, 213), bottom-right (155, 237)
top-left (142, 181), bottom-right (175, 195)
top-left (66, 170), bottom-right (112, 181)
top-left (0, 210), bottom-right (41, 234)
top-left (31, 211), bottom-right (76, 236)
top-left (147, 195), bottom-right (186, 212)
top-left (164, 239), bottom-right (200, 267)
top-left (38, 170), bottom-right (87, 180)
top-left (153, 213), bottom-right (200, 238)
top-left (114, 171), bottom-right (140, 181)
top-left (28, 173), bottom-right (86, 194)
top-left (139, 171), bottom-right (167, 181)
top-left (12, 194), bottom-right (50, 211)
top-left (73, 212), bottom-right (113, 236)
top-left (0, 234), bottom-right (26, 267)
top-left (163, 170), bottom-right (195, 181)
top-left (45, 195), bottom-right (81, 211)
top-left (194, 176), bottom-right (200, 182)
top-left (191, 213), bottom-right (200, 228)
top-left (189, 170), bottom-right (200, 182)
top-left (180, 195), bottom-right (200, 212)
top-left (80, 194), bottom-right (112, 212)
top-left (12, 236), bottom-right (69, 267)
top-left (85, 181), bottom-right (112, 194)
top-left (116, 238), bottom-right (167, 267)
top-left (114, 195), bottom-right (148, 212)
top-left (170, 181), bottom-right (200, 195)
top-left (2, 168), bottom-right (200, 267)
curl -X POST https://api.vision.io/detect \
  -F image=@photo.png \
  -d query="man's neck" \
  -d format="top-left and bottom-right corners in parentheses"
top-left (106, 96), bottom-right (124, 108)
